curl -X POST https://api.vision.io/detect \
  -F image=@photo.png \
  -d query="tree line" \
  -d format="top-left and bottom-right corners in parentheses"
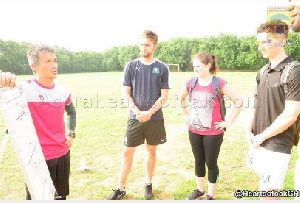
top-left (0, 33), bottom-right (299, 74)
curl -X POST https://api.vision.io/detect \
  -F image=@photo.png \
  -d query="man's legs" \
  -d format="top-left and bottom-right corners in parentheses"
top-left (145, 144), bottom-right (157, 184)
top-left (259, 148), bottom-right (291, 200)
top-left (25, 152), bottom-right (70, 200)
top-left (294, 146), bottom-right (300, 200)
top-left (142, 120), bottom-right (166, 200)
top-left (107, 146), bottom-right (136, 200)
top-left (117, 146), bottom-right (136, 190)
top-left (143, 144), bottom-right (157, 199)
top-left (45, 151), bottom-right (70, 200)
top-left (107, 119), bottom-right (145, 200)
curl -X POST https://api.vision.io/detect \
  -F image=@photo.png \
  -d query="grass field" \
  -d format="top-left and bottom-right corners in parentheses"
top-left (0, 72), bottom-right (298, 200)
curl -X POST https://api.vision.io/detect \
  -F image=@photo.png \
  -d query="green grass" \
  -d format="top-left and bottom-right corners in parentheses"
top-left (0, 72), bottom-right (298, 200)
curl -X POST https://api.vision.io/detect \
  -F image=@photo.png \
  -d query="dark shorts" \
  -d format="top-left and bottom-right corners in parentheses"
top-left (26, 151), bottom-right (70, 199)
top-left (124, 119), bottom-right (167, 147)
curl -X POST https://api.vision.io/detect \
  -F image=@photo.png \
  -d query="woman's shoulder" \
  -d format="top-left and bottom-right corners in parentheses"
top-left (213, 76), bottom-right (226, 88)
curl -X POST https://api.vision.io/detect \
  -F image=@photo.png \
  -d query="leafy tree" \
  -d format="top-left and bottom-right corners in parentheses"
top-left (117, 45), bottom-right (139, 68)
top-left (236, 36), bottom-right (267, 70)
top-left (102, 47), bottom-right (121, 71)
top-left (0, 33), bottom-right (299, 73)
top-left (285, 33), bottom-right (300, 61)
top-left (0, 40), bottom-right (29, 74)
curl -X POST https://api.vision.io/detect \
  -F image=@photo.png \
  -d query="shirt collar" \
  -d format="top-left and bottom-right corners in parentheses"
top-left (267, 55), bottom-right (294, 72)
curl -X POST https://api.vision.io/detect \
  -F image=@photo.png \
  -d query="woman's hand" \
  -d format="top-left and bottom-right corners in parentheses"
top-left (214, 121), bottom-right (229, 131)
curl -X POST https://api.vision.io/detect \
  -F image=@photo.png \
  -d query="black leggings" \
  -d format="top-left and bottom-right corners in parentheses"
top-left (189, 131), bottom-right (223, 183)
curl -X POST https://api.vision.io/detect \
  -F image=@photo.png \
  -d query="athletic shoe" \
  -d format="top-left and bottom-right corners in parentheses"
top-left (107, 188), bottom-right (126, 200)
top-left (206, 194), bottom-right (215, 200)
top-left (186, 189), bottom-right (205, 200)
top-left (144, 183), bottom-right (154, 200)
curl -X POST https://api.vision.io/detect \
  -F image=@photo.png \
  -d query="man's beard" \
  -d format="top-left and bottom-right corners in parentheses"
top-left (141, 53), bottom-right (151, 58)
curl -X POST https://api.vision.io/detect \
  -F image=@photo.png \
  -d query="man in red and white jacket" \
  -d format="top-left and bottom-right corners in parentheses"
top-left (0, 44), bottom-right (76, 200)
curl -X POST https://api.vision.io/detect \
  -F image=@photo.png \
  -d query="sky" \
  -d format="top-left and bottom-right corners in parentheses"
top-left (0, 0), bottom-right (291, 52)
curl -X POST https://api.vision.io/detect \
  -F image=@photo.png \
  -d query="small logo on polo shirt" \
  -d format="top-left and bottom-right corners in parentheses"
top-left (39, 94), bottom-right (45, 101)
top-left (152, 67), bottom-right (159, 74)
top-left (136, 66), bottom-right (141, 71)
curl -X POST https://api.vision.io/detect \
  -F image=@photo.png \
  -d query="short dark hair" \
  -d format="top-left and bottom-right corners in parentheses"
top-left (257, 20), bottom-right (289, 38)
top-left (141, 30), bottom-right (158, 44)
top-left (27, 44), bottom-right (55, 66)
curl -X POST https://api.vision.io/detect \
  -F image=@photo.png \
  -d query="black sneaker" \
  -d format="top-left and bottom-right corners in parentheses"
top-left (206, 194), bottom-right (215, 200)
top-left (144, 183), bottom-right (154, 200)
top-left (186, 189), bottom-right (205, 200)
top-left (107, 188), bottom-right (126, 200)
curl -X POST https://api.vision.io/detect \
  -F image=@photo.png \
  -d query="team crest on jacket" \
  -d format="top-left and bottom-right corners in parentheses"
top-left (152, 67), bottom-right (159, 74)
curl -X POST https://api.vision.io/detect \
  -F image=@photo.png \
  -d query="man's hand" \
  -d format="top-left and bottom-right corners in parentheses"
top-left (246, 131), bottom-right (255, 147)
top-left (0, 71), bottom-right (16, 88)
top-left (65, 135), bottom-right (74, 147)
top-left (136, 111), bottom-right (152, 123)
top-left (250, 133), bottom-right (265, 148)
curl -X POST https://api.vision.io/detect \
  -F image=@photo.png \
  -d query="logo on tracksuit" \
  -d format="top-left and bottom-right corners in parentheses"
top-left (152, 67), bottom-right (159, 74)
